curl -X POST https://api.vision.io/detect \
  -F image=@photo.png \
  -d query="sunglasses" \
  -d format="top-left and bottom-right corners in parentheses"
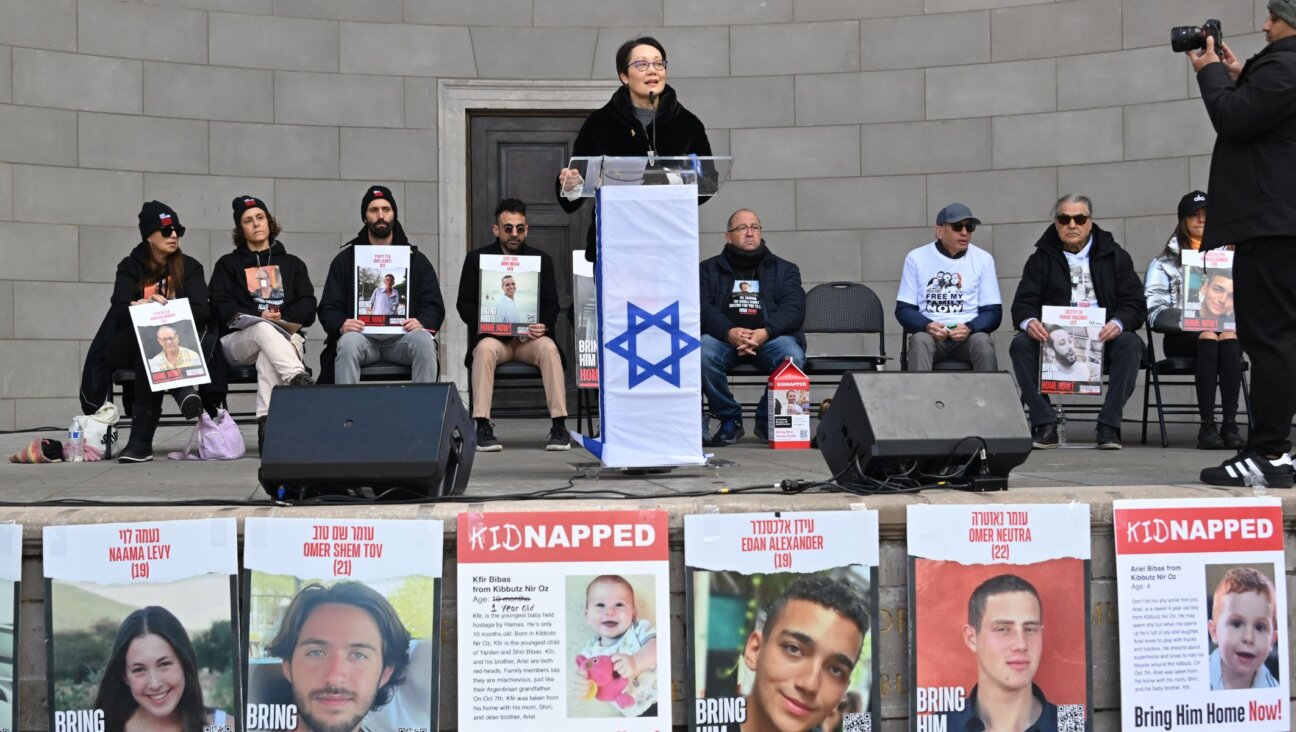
top-left (1055, 214), bottom-right (1089, 226)
top-left (500, 224), bottom-right (527, 234)
top-left (158, 225), bottom-right (186, 238)
top-left (948, 222), bottom-right (976, 233)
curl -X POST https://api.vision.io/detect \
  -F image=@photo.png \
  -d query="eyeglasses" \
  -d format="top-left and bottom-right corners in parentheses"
top-left (727, 223), bottom-right (762, 234)
top-left (158, 225), bottom-right (186, 238)
top-left (948, 222), bottom-right (977, 233)
top-left (1055, 214), bottom-right (1089, 227)
top-left (500, 224), bottom-right (527, 234)
top-left (628, 60), bottom-right (667, 72)
top-left (158, 335), bottom-right (179, 342)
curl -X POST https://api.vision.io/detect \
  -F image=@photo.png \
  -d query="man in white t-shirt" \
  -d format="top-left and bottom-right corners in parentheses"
top-left (896, 203), bottom-right (1002, 371)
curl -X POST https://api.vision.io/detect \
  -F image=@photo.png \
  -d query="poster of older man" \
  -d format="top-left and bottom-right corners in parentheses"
top-left (129, 298), bottom-right (211, 391)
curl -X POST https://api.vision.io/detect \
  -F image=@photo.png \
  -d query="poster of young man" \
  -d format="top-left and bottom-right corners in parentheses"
top-left (242, 518), bottom-right (443, 732)
top-left (43, 519), bottom-right (240, 732)
top-left (457, 510), bottom-right (671, 732)
top-left (478, 254), bottom-right (540, 336)
top-left (0, 524), bottom-right (20, 732)
top-left (1039, 305), bottom-right (1104, 396)
top-left (572, 252), bottom-right (598, 389)
top-left (130, 298), bottom-right (211, 391)
top-left (353, 245), bottom-right (410, 334)
top-left (684, 511), bottom-right (879, 732)
top-left (1114, 498), bottom-right (1288, 731)
top-left (908, 504), bottom-right (1091, 732)
top-left (1180, 249), bottom-right (1236, 333)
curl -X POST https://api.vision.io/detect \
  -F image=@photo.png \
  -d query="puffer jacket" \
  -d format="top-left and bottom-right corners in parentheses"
top-left (1144, 238), bottom-right (1184, 331)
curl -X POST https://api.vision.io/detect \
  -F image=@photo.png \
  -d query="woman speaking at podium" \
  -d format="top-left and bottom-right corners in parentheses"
top-left (556, 36), bottom-right (713, 262)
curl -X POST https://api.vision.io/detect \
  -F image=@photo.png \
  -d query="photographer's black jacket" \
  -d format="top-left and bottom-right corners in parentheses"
top-left (1010, 223), bottom-right (1147, 332)
top-left (556, 84), bottom-right (712, 261)
top-left (1198, 36), bottom-right (1296, 248)
top-left (209, 239), bottom-right (316, 337)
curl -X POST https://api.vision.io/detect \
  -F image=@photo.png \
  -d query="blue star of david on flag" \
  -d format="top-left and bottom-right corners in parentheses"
top-left (605, 301), bottom-right (700, 388)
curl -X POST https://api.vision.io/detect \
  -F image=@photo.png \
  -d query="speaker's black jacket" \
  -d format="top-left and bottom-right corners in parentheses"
top-left (1010, 223), bottom-right (1146, 332)
top-left (555, 84), bottom-right (712, 261)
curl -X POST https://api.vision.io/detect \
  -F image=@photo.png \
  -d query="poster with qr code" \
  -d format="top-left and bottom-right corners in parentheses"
top-left (908, 504), bottom-right (1091, 732)
top-left (684, 511), bottom-right (880, 732)
top-left (1114, 498), bottom-right (1289, 731)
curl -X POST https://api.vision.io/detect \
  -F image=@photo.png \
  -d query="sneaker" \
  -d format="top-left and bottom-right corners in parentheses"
top-left (1031, 422), bottom-right (1058, 450)
top-left (287, 371), bottom-right (315, 387)
top-left (1096, 423), bottom-right (1122, 450)
top-left (179, 391), bottom-right (203, 421)
top-left (1220, 422), bottom-right (1246, 449)
top-left (704, 419), bottom-right (744, 447)
top-left (1200, 450), bottom-right (1295, 488)
top-left (475, 422), bottom-right (502, 452)
top-left (1197, 422), bottom-right (1225, 450)
top-left (546, 424), bottom-right (572, 451)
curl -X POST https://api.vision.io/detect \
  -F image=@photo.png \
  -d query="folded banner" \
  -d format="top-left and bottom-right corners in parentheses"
top-left (578, 184), bottom-right (704, 467)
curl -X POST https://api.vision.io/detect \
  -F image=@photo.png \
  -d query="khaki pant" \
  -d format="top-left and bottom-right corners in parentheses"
top-left (471, 336), bottom-right (566, 419)
top-left (220, 322), bottom-right (308, 417)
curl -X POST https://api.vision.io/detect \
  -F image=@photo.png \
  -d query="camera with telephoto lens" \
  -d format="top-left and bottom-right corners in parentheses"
top-left (1171, 19), bottom-right (1223, 53)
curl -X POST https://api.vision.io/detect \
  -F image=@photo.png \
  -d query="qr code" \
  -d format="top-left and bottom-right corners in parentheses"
top-left (1058, 704), bottom-right (1085, 732)
top-left (843, 712), bottom-right (871, 732)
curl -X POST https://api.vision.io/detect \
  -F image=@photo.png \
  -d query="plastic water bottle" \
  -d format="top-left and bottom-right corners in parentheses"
top-left (1055, 405), bottom-right (1068, 447)
top-left (68, 419), bottom-right (84, 462)
top-left (1245, 471), bottom-right (1268, 497)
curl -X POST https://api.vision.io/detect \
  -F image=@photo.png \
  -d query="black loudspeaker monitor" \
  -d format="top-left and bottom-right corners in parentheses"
top-left (259, 383), bottom-right (475, 499)
top-left (816, 371), bottom-right (1031, 484)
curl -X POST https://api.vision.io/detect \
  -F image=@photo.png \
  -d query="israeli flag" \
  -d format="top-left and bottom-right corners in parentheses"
top-left (576, 184), bottom-right (705, 466)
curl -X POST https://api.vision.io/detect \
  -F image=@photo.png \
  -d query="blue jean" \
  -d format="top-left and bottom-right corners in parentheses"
top-left (701, 334), bottom-right (806, 424)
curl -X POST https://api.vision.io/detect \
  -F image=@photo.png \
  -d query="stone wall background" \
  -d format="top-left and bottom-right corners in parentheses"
top-left (0, 0), bottom-right (1273, 427)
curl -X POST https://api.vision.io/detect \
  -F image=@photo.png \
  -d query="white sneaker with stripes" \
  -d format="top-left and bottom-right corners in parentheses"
top-left (1200, 451), bottom-right (1295, 488)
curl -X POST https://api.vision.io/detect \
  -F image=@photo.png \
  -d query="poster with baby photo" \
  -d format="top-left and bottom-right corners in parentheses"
top-left (1114, 498), bottom-right (1288, 731)
top-left (0, 524), bottom-right (21, 732)
top-left (43, 519), bottom-right (240, 732)
top-left (684, 511), bottom-right (880, 732)
top-left (908, 503), bottom-right (1092, 732)
top-left (1039, 305), bottom-right (1104, 396)
top-left (130, 298), bottom-right (211, 392)
top-left (242, 517), bottom-right (443, 732)
top-left (478, 254), bottom-right (540, 336)
top-left (354, 245), bottom-right (410, 334)
top-left (1181, 249), bottom-right (1236, 333)
top-left (457, 510), bottom-right (671, 732)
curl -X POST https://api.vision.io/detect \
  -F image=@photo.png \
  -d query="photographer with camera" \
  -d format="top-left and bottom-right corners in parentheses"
top-left (1189, 2), bottom-right (1296, 488)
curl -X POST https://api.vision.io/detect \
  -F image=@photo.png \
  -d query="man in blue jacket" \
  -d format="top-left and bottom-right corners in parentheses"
top-left (700, 209), bottom-right (806, 446)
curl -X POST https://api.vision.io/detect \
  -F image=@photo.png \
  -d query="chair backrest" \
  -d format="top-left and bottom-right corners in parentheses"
top-left (803, 282), bottom-right (886, 360)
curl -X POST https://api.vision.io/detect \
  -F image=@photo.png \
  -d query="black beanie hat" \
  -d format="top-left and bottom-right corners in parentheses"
top-left (232, 195), bottom-right (269, 225)
top-left (361, 185), bottom-right (398, 221)
top-left (138, 200), bottom-right (183, 239)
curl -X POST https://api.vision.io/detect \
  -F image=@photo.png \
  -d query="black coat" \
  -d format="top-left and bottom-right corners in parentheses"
top-left (315, 223), bottom-right (445, 384)
top-left (455, 239), bottom-right (560, 366)
top-left (1010, 223), bottom-right (1147, 332)
top-left (557, 84), bottom-right (712, 261)
top-left (80, 242), bottom-right (212, 413)
top-left (699, 246), bottom-right (807, 351)
top-left (209, 239), bottom-right (316, 337)
top-left (1198, 36), bottom-right (1296, 249)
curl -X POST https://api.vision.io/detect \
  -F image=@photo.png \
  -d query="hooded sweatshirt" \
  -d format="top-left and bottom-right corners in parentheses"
top-left (209, 239), bottom-right (317, 336)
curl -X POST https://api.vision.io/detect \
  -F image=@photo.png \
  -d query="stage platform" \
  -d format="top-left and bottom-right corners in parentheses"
top-left (3, 418), bottom-right (1292, 732)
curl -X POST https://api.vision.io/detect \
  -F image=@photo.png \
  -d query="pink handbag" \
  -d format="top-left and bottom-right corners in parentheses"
top-left (168, 408), bottom-right (246, 461)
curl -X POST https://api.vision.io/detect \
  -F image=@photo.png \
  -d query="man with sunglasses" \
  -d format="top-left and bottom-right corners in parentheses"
top-left (700, 208), bottom-right (806, 446)
top-left (1009, 195), bottom-right (1146, 449)
top-left (455, 198), bottom-right (569, 452)
top-left (896, 203), bottom-right (1001, 371)
top-left (1190, 3), bottom-right (1296, 488)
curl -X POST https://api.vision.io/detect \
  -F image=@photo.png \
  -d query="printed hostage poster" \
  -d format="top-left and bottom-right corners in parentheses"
top-left (684, 511), bottom-right (880, 732)
top-left (478, 254), bottom-right (540, 336)
top-left (1180, 249), bottom-right (1236, 333)
top-left (354, 245), bottom-right (410, 334)
top-left (1039, 305), bottom-right (1104, 396)
top-left (457, 510), bottom-right (671, 732)
top-left (43, 519), bottom-right (240, 732)
top-left (908, 504), bottom-right (1092, 732)
top-left (1114, 498), bottom-right (1288, 731)
top-left (130, 298), bottom-right (211, 391)
top-left (573, 252), bottom-right (599, 389)
top-left (0, 524), bottom-right (20, 732)
top-left (243, 518), bottom-right (443, 732)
